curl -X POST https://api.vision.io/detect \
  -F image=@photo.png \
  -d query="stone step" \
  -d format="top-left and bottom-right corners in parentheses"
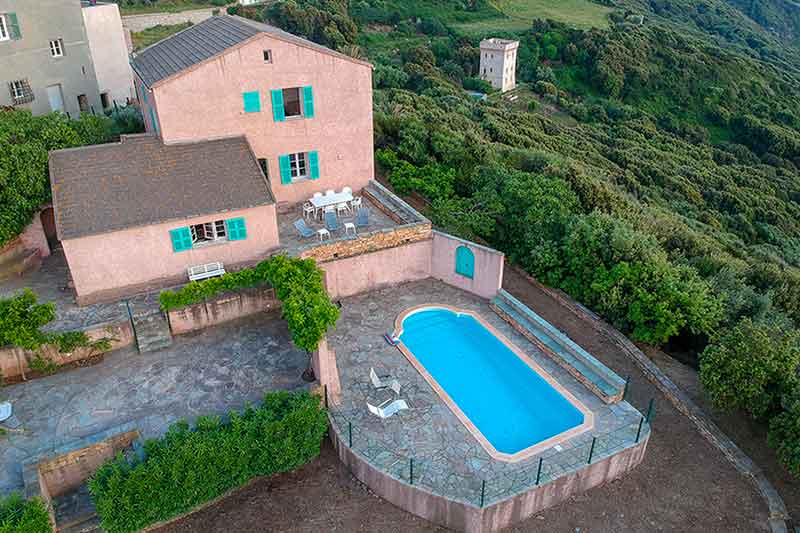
top-left (133, 312), bottom-right (172, 353)
top-left (53, 484), bottom-right (97, 533)
top-left (491, 289), bottom-right (625, 403)
top-left (0, 247), bottom-right (40, 281)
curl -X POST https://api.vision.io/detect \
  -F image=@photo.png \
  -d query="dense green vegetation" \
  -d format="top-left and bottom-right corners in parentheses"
top-left (242, 0), bottom-right (800, 473)
top-left (131, 22), bottom-right (193, 51)
top-left (89, 391), bottom-right (327, 533)
top-left (159, 255), bottom-right (339, 352)
top-left (0, 493), bottom-right (50, 533)
top-left (0, 109), bottom-right (142, 249)
top-left (109, 0), bottom-right (227, 16)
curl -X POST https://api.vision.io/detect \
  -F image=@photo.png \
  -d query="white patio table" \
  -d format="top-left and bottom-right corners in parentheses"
top-left (310, 191), bottom-right (354, 212)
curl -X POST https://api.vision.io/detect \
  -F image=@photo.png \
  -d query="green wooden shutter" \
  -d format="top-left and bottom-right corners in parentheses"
top-left (271, 89), bottom-right (285, 122)
top-left (149, 108), bottom-right (159, 135)
top-left (455, 246), bottom-right (474, 279)
top-left (243, 91), bottom-right (260, 113)
top-left (308, 151), bottom-right (320, 180)
top-left (278, 154), bottom-right (292, 184)
top-left (8, 13), bottom-right (21, 40)
top-left (302, 86), bottom-right (314, 118)
top-left (169, 227), bottom-right (192, 252)
top-left (226, 217), bottom-right (247, 241)
top-left (140, 83), bottom-right (147, 104)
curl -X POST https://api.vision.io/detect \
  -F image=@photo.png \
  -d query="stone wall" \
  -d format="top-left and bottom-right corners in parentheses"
top-left (0, 321), bottom-right (133, 381)
top-left (299, 223), bottom-right (431, 263)
top-left (19, 210), bottom-right (51, 258)
top-left (121, 8), bottom-right (215, 32)
top-left (37, 430), bottom-right (139, 499)
top-left (167, 286), bottom-right (281, 335)
top-left (312, 337), bottom-right (341, 404)
top-left (430, 231), bottom-right (504, 299)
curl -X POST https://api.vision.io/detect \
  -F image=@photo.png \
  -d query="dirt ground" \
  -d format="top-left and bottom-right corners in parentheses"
top-left (159, 265), bottom-right (773, 532)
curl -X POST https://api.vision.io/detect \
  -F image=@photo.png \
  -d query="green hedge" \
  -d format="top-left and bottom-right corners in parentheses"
top-left (89, 391), bottom-right (328, 533)
top-left (0, 494), bottom-right (50, 533)
top-left (159, 255), bottom-right (339, 352)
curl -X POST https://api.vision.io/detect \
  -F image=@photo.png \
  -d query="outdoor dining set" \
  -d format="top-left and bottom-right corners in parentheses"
top-left (293, 187), bottom-right (370, 241)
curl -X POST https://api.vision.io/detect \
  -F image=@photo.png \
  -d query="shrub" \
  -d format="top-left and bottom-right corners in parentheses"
top-left (0, 493), bottom-right (51, 533)
top-left (768, 391), bottom-right (800, 477)
top-left (89, 391), bottom-right (327, 533)
top-left (699, 318), bottom-right (800, 420)
top-left (463, 77), bottom-right (493, 93)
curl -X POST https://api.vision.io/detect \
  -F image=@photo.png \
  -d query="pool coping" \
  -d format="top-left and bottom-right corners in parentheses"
top-left (392, 304), bottom-right (595, 463)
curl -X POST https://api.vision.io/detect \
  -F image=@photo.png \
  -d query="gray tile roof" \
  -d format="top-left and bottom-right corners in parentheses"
top-left (131, 15), bottom-right (370, 88)
top-left (50, 135), bottom-right (274, 240)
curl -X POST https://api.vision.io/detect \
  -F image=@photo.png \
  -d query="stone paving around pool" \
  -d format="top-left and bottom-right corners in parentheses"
top-left (0, 313), bottom-right (309, 495)
top-left (328, 279), bottom-right (649, 506)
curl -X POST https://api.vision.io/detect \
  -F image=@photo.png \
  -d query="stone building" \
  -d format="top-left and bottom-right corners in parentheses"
top-left (479, 38), bottom-right (519, 93)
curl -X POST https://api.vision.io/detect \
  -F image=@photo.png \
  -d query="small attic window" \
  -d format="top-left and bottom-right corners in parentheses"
top-left (263, 49), bottom-right (272, 63)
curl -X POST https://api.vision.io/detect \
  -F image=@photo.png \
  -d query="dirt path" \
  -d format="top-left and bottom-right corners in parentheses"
top-left (160, 266), bottom-right (770, 532)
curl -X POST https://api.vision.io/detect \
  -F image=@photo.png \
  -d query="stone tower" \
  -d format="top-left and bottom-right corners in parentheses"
top-left (478, 38), bottom-right (519, 93)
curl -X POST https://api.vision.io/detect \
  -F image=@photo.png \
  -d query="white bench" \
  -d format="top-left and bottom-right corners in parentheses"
top-left (187, 262), bottom-right (226, 282)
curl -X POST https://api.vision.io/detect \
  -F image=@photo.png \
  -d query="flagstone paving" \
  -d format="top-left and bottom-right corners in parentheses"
top-left (0, 313), bottom-right (308, 495)
top-left (327, 279), bottom-right (648, 506)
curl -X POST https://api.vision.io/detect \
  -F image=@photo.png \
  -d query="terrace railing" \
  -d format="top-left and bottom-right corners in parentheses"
top-left (326, 389), bottom-right (653, 508)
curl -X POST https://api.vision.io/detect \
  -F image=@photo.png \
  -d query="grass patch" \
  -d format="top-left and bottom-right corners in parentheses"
top-left (454, 0), bottom-right (612, 34)
top-left (378, 0), bottom-right (503, 23)
top-left (118, 1), bottom-right (225, 16)
top-left (131, 22), bottom-right (193, 51)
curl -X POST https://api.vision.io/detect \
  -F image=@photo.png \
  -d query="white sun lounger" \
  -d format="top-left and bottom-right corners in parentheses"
top-left (367, 399), bottom-right (409, 419)
top-left (0, 402), bottom-right (12, 423)
top-left (370, 367), bottom-right (401, 395)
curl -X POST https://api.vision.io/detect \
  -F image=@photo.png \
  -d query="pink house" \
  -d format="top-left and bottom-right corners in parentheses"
top-left (130, 15), bottom-right (374, 208)
top-left (49, 134), bottom-right (279, 305)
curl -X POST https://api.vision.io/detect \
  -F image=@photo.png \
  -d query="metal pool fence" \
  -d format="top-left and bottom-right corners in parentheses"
top-left (325, 388), bottom-right (654, 508)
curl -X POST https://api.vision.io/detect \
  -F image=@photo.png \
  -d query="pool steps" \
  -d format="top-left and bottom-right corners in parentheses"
top-left (490, 289), bottom-right (626, 404)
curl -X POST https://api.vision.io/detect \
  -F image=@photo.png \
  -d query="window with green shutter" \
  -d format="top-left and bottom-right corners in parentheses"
top-left (455, 245), bottom-right (475, 279)
top-left (278, 154), bottom-right (292, 184)
top-left (169, 227), bottom-right (192, 252)
top-left (302, 86), bottom-right (314, 118)
top-left (226, 217), bottom-right (247, 241)
top-left (7, 13), bottom-right (21, 40)
top-left (243, 91), bottom-right (260, 113)
top-left (308, 151), bottom-right (319, 180)
top-left (271, 89), bottom-right (285, 122)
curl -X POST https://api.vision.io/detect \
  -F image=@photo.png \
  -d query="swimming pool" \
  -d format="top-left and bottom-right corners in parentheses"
top-left (395, 305), bottom-right (593, 461)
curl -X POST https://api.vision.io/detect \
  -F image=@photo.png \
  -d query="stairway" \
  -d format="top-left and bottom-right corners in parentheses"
top-left (0, 243), bottom-right (41, 281)
top-left (53, 484), bottom-right (100, 533)
top-left (491, 289), bottom-right (626, 403)
top-left (132, 312), bottom-right (172, 353)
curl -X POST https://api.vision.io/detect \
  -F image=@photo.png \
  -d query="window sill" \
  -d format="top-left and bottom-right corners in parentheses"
top-left (191, 238), bottom-right (229, 249)
top-left (284, 115), bottom-right (305, 121)
top-left (288, 176), bottom-right (311, 184)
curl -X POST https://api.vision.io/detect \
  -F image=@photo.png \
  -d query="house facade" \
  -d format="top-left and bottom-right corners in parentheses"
top-left (81, 1), bottom-right (135, 109)
top-left (0, 0), bottom-right (103, 116)
top-left (479, 38), bottom-right (518, 93)
top-left (131, 15), bottom-right (374, 207)
top-left (50, 135), bottom-right (279, 305)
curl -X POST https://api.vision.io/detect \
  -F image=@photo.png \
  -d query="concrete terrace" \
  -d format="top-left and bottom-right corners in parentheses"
top-left (327, 279), bottom-right (648, 506)
top-left (0, 313), bottom-right (308, 495)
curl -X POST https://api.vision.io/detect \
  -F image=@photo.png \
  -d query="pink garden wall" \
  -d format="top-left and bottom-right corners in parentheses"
top-left (63, 204), bottom-right (279, 305)
top-left (430, 231), bottom-right (504, 299)
top-left (147, 31), bottom-right (374, 206)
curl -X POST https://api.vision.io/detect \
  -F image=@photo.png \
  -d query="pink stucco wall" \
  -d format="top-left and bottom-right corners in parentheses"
top-left (148, 32), bottom-right (374, 206)
top-left (320, 239), bottom-right (433, 299)
top-left (20, 211), bottom-right (51, 257)
top-left (63, 204), bottom-right (279, 303)
top-left (430, 231), bottom-right (504, 299)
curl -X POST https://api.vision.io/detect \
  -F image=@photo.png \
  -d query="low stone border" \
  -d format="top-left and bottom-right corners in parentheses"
top-left (509, 265), bottom-right (792, 533)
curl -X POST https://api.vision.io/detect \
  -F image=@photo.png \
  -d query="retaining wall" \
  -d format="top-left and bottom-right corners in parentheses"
top-left (430, 231), bottom-right (504, 299)
top-left (121, 8), bottom-right (215, 32)
top-left (167, 285), bottom-right (281, 335)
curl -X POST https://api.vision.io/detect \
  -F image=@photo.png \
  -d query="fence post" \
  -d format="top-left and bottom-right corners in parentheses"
top-left (348, 421), bottom-right (352, 447)
top-left (535, 457), bottom-right (543, 485)
top-left (587, 436), bottom-right (597, 464)
top-left (410, 458), bottom-right (414, 485)
top-left (645, 398), bottom-right (655, 423)
top-left (480, 480), bottom-right (486, 508)
top-left (635, 416), bottom-right (644, 443)
top-left (622, 375), bottom-right (630, 400)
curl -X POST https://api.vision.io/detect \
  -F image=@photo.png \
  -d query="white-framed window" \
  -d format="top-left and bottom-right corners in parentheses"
top-left (289, 152), bottom-right (308, 179)
top-left (49, 39), bottom-right (63, 57)
top-left (10, 80), bottom-right (23, 99)
top-left (190, 220), bottom-right (227, 245)
top-left (0, 14), bottom-right (8, 41)
top-left (263, 49), bottom-right (272, 63)
top-left (8, 79), bottom-right (33, 103)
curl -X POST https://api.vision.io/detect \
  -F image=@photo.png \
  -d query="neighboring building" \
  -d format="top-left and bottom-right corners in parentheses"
top-left (81, 1), bottom-right (135, 109)
top-left (0, 0), bottom-right (133, 117)
top-left (130, 15), bottom-right (374, 207)
top-left (49, 134), bottom-right (279, 305)
top-left (0, 0), bottom-right (103, 116)
top-left (238, 0), bottom-right (266, 5)
top-left (479, 38), bottom-right (519, 93)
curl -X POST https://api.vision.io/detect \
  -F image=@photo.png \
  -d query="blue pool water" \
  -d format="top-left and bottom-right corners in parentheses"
top-left (399, 308), bottom-right (585, 455)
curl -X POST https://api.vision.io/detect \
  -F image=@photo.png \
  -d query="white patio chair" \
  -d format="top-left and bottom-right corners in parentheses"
top-left (370, 367), bottom-right (401, 395)
top-left (0, 402), bottom-right (12, 423)
top-left (325, 189), bottom-right (335, 196)
top-left (336, 202), bottom-right (350, 216)
top-left (303, 201), bottom-right (315, 219)
top-left (367, 399), bottom-right (408, 419)
top-left (350, 196), bottom-right (362, 209)
top-left (313, 192), bottom-right (323, 199)
top-left (342, 186), bottom-right (352, 195)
